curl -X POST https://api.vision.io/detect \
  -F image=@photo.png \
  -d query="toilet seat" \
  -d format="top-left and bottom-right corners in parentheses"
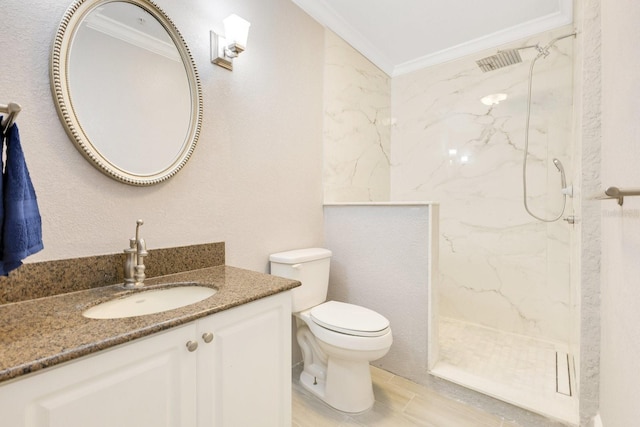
top-left (310, 301), bottom-right (390, 337)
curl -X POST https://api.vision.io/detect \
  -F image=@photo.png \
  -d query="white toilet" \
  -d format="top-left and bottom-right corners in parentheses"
top-left (270, 248), bottom-right (392, 413)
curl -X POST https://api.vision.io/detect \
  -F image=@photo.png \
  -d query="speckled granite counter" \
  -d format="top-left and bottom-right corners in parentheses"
top-left (0, 265), bottom-right (299, 384)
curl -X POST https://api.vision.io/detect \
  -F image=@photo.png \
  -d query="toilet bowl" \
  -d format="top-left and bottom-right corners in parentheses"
top-left (269, 248), bottom-right (393, 413)
top-left (295, 301), bottom-right (392, 412)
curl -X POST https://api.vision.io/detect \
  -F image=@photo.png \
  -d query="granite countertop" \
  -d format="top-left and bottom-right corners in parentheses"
top-left (0, 265), bottom-right (299, 384)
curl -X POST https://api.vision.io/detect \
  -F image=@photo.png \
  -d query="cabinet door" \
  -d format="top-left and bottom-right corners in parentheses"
top-left (0, 324), bottom-right (197, 427)
top-left (197, 292), bottom-right (291, 427)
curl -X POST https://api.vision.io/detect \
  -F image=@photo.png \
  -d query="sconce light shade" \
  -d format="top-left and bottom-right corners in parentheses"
top-left (223, 14), bottom-right (250, 50)
top-left (211, 14), bottom-right (251, 71)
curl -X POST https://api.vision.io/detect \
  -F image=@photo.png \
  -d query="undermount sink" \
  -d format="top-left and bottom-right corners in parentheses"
top-left (83, 285), bottom-right (217, 319)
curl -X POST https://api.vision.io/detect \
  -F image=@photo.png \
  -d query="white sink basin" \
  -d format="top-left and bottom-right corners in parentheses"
top-left (83, 285), bottom-right (216, 319)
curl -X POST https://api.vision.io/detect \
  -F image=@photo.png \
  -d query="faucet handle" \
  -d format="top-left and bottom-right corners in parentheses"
top-left (137, 238), bottom-right (149, 257)
top-left (124, 238), bottom-right (136, 254)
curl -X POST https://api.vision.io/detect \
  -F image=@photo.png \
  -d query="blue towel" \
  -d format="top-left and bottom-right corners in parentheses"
top-left (0, 120), bottom-right (43, 275)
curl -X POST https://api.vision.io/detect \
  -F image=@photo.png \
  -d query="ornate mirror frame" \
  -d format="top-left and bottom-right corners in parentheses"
top-left (51, 0), bottom-right (203, 186)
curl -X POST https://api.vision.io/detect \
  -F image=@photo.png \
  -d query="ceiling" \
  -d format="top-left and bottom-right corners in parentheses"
top-left (291, 0), bottom-right (573, 76)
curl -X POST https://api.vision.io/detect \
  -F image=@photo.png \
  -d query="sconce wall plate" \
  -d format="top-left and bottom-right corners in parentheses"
top-left (211, 31), bottom-right (233, 70)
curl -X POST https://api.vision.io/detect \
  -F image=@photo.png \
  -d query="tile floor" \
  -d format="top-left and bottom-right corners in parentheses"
top-left (292, 365), bottom-right (528, 427)
top-left (432, 317), bottom-right (578, 425)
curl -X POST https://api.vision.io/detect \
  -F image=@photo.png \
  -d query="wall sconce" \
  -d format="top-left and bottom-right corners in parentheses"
top-left (210, 14), bottom-right (251, 71)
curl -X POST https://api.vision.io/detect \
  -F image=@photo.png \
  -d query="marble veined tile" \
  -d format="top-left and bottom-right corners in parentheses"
top-left (391, 27), bottom-right (574, 341)
top-left (323, 31), bottom-right (391, 203)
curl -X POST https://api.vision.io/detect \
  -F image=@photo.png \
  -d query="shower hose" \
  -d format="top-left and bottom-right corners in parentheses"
top-left (521, 36), bottom-right (573, 223)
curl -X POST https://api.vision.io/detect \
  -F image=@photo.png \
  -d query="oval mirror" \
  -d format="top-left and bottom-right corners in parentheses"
top-left (51, 0), bottom-right (202, 185)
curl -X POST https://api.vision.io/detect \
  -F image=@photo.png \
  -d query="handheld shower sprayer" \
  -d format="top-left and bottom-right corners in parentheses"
top-left (553, 158), bottom-right (574, 197)
top-left (553, 158), bottom-right (566, 188)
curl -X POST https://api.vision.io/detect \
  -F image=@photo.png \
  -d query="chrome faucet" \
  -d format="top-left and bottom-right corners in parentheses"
top-left (123, 219), bottom-right (149, 288)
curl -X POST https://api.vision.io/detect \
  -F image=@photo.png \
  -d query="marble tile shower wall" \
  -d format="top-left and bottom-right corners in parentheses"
top-left (391, 27), bottom-right (574, 342)
top-left (323, 31), bottom-right (392, 202)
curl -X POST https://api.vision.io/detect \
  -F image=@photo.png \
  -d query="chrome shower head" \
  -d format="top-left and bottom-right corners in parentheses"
top-left (476, 49), bottom-right (523, 72)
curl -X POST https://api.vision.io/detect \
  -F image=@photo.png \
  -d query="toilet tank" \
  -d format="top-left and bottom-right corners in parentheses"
top-left (269, 248), bottom-right (332, 312)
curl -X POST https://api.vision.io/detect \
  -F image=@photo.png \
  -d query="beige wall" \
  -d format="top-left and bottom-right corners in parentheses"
top-left (599, 0), bottom-right (640, 425)
top-left (0, 0), bottom-right (325, 272)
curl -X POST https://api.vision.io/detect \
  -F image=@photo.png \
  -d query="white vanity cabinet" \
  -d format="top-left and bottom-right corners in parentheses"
top-left (196, 292), bottom-right (292, 427)
top-left (0, 292), bottom-right (291, 427)
top-left (0, 323), bottom-right (198, 427)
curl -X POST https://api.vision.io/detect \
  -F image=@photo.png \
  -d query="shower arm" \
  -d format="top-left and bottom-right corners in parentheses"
top-left (508, 33), bottom-right (577, 59)
top-left (509, 43), bottom-right (540, 52)
top-left (511, 31), bottom-right (576, 55)
top-left (546, 32), bottom-right (578, 47)
top-left (536, 32), bottom-right (578, 58)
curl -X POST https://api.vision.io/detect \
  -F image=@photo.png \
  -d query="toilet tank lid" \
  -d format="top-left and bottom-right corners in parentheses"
top-left (269, 248), bottom-right (332, 264)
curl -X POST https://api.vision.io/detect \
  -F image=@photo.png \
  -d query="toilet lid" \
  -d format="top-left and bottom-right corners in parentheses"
top-left (310, 301), bottom-right (390, 337)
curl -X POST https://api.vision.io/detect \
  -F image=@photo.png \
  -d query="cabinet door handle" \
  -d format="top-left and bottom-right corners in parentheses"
top-left (202, 332), bottom-right (214, 343)
top-left (186, 340), bottom-right (199, 352)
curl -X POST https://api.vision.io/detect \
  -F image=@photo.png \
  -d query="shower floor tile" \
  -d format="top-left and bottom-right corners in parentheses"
top-left (431, 317), bottom-right (578, 425)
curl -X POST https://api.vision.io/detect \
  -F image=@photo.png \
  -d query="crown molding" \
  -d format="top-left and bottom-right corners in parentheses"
top-left (393, 1), bottom-right (573, 76)
top-left (292, 0), bottom-right (573, 77)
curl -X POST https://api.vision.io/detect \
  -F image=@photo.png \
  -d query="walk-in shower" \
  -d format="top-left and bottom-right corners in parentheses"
top-left (415, 30), bottom-right (579, 425)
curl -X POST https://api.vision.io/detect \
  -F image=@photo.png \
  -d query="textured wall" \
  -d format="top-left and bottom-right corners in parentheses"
top-left (0, 0), bottom-right (325, 272)
top-left (572, 0), bottom-right (602, 424)
top-left (323, 31), bottom-right (391, 202)
top-left (323, 203), bottom-right (436, 384)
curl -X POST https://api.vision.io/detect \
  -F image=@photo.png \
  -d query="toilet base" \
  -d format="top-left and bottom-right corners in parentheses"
top-left (294, 312), bottom-right (391, 414)
top-left (299, 357), bottom-right (375, 413)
